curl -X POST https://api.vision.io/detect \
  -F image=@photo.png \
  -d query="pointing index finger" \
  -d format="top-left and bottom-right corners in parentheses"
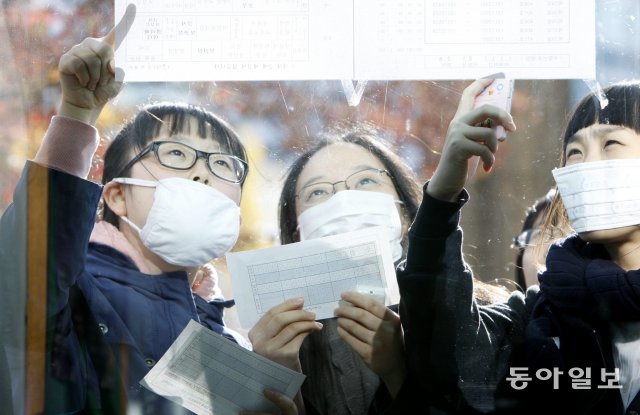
top-left (103, 3), bottom-right (137, 51)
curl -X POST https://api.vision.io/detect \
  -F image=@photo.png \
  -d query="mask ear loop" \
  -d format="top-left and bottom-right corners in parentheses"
top-left (119, 215), bottom-right (144, 234)
top-left (105, 143), bottom-right (164, 231)
top-left (106, 177), bottom-right (159, 235)
top-left (114, 143), bottom-right (164, 188)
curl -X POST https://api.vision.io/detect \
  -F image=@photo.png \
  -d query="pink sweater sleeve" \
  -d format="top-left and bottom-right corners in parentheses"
top-left (33, 116), bottom-right (100, 179)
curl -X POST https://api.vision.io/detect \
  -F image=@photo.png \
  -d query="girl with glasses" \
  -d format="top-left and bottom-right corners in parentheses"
top-left (248, 128), bottom-right (509, 414)
top-left (399, 78), bottom-right (640, 414)
top-left (0, 7), bottom-right (295, 414)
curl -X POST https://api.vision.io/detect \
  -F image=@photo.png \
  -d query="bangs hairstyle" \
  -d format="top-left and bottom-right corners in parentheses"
top-left (278, 128), bottom-right (423, 252)
top-left (101, 102), bottom-right (247, 226)
top-left (544, 81), bottom-right (640, 242)
top-left (562, 81), bottom-right (640, 164)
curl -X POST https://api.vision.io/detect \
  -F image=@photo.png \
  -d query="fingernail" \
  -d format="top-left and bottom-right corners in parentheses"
top-left (291, 297), bottom-right (304, 305)
top-left (315, 322), bottom-right (323, 329)
top-left (483, 164), bottom-right (492, 173)
top-left (108, 60), bottom-right (115, 74)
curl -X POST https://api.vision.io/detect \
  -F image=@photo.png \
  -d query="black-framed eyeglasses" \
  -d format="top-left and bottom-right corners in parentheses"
top-left (511, 228), bottom-right (541, 250)
top-left (119, 141), bottom-right (248, 183)
top-left (296, 168), bottom-right (393, 206)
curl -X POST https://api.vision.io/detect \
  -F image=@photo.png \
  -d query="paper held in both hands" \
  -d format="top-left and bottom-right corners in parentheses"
top-left (141, 320), bottom-right (305, 415)
top-left (226, 226), bottom-right (400, 328)
top-left (140, 227), bottom-right (394, 414)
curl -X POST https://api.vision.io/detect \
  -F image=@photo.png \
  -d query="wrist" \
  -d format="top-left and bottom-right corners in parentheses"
top-left (58, 101), bottom-right (102, 126)
top-left (426, 175), bottom-right (462, 203)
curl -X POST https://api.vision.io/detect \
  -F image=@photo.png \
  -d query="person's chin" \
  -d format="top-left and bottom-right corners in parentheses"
top-left (578, 225), bottom-right (638, 244)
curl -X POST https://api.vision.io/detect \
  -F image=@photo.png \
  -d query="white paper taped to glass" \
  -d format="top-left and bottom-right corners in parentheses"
top-left (114, 0), bottom-right (595, 81)
top-left (226, 226), bottom-right (399, 328)
top-left (140, 320), bottom-right (306, 415)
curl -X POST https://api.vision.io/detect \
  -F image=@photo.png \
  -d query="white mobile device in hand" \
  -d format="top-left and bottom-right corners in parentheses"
top-left (473, 77), bottom-right (514, 141)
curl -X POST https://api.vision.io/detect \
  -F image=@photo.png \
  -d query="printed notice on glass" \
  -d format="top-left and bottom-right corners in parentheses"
top-left (140, 320), bottom-right (306, 415)
top-left (116, 0), bottom-right (594, 80)
top-left (114, 0), bottom-right (353, 81)
top-left (227, 227), bottom-right (399, 328)
top-left (354, 0), bottom-right (595, 79)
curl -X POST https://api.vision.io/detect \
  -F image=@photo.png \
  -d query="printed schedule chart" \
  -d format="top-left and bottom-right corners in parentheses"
top-left (116, 0), bottom-right (594, 80)
top-left (115, 0), bottom-right (353, 80)
top-left (354, 0), bottom-right (593, 79)
top-left (424, 0), bottom-right (570, 44)
top-left (422, 0), bottom-right (572, 71)
top-left (141, 321), bottom-right (305, 415)
top-left (227, 227), bottom-right (399, 328)
top-left (248, 242), bottom-right (384, 315)
top-left (133, 5), bottom-right (309, 62)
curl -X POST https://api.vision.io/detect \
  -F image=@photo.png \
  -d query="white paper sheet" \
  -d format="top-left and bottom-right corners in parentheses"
top-left (140, 320), bottom-right (306, 415)
top-left (114, 0), bottom-right (353, 81)
top-left (115, 0), bottom-right (594, 80)
top-left (226, 227), bottom-right (399, 328)
top-left (354, 0), bottom-right (595, 80)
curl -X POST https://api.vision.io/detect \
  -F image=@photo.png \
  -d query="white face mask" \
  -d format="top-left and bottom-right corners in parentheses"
top-left (111, 177), bottom-right (241, 267)
top-left (552, 158), bottom-right (640, 233)
top-left (297, 190), bottom-right (404, 261)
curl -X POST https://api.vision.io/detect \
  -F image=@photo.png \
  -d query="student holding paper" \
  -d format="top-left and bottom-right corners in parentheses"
top-left (399, 78), bottom-right (640, 414)
top-left (0, 5), bottom-right (297, 414)
top-left (248, 129), bottom-right (509, 414)
top-left (249, 130), bottom-right (419, 415)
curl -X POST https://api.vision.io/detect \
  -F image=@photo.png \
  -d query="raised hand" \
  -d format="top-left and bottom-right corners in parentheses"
top-left (427, 78), bottom-right (517, 202)
top-left (334, 291), bottom-right (407, 397)
top-left (58, 3), bottom-right (136, 124)
top-left (248, 298), bottom-right (322, 371)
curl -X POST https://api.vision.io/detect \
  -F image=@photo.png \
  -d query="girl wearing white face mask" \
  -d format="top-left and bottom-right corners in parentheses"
top-left (398, 79), bottom-right (640, 414)
top-left (248, 130), bottom-right (508, 415)
top-left (0, 8), bottom-right (296, 414)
